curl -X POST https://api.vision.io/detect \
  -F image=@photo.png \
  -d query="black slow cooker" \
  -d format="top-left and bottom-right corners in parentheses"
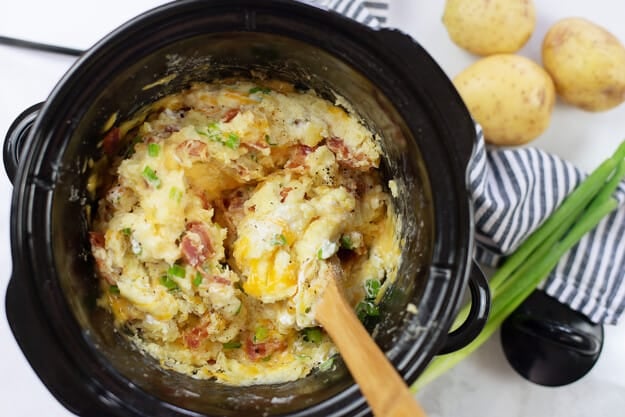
top-left (3, 1), bottom-right (489, 416)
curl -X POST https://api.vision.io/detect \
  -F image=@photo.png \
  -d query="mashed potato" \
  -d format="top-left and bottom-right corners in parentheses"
top-left (89, 80), bottom-right (400, 385)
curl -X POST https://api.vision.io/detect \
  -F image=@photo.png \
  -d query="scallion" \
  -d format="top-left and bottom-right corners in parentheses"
top-left (411, 139), bottom-right (625, 393)
top-left (148, 142), bottom-right (160, 157)
top-left (142, 166), bottom-right (161, 188)
top-left (160, 275), bottom-right (179, 292)
top-left (192, 272), bottom-right (203, 287)
top-left (223, 341), bottom-right (241, 349)
top-left (364, 279), bottom-right (381, 299)
top-left (303, 327), bottom-right (323, 344)
top-left (249, 86), bottom-right (271, 95)
top-left (224, 133), bottom-right (240, 149)
top-left (356, 300), bottom-right (380, 321)
top-left (167, 264), bottom-right (186, 278)
top-left (318, 357), bottom-right (335, 372)
top-left (254, 326), bottom-right (269, 343)
top-left (340, 234), bottom-right (353, 250)
top-left (169, 186), bottom-right (183, 203)
top-left (271, 234), bottom-right (287, 246)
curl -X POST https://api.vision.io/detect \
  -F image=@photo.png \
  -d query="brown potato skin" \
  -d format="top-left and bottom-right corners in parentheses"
top-left (453, 54), bottom-right (556, 146)
top-left (542, 18), bottom-right (625, 112)
top-left (443, 0), bottom-right (536, 56)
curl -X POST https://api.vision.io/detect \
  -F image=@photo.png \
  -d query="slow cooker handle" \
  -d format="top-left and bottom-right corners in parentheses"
top-left (3, 102), bottom-right (42, 184)
top-left (439, 262), bottom-right (490, 354)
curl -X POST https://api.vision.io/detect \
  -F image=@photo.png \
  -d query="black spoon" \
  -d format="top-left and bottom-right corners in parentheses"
top-left (500, 290), bottom-right (604, 386)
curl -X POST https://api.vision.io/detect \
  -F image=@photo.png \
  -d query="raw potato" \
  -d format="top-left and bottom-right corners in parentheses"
top-left (542, 18), bottom-right (625, 112)
top-left (453, 54), bottom-right (555, 146)
top-left (442, 0), bottom-right (536, 56)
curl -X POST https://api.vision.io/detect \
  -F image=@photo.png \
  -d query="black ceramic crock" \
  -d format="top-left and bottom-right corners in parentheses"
top-left (3, 1), bottom-right (489, 416)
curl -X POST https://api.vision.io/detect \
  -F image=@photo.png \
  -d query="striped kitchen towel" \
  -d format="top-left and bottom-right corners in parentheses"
top-left (324, 0), bottom-right (625, 325)
top-left (470, 126), bottom-right (625, 324)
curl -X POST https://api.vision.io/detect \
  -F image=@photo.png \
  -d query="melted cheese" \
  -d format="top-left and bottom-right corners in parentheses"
top-left (90, 80), bottom-right (399, 386)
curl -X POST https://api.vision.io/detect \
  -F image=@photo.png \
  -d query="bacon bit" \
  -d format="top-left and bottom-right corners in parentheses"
top-left (242, 141), bottom-right (268, 152)
top-left (184, 326), bottom-right (209, 349)
top-left (177, 140), bottom-right (207, 158)
top-left (89, 232), bottom-right (117, 285)
top-left (211, 275), bottom-right (231, 285)
top-left (198, 192), bottom-right (213, 211)
top-left (89, 231), bottom-right (105, 248)
top-left (326, 137), bottom-right (350, 160)
top-left (343, 174), bottom-right (368, 198)
top-left (164, 125), bottom-right (180, 133)
top-left (102, 128), bottom-right (120, 156)
top-left (222, 108), bottom-right (240, 123)
top-left (248, 204), bottom-right (256, 212)
top-left (280, 187), bottom-right (293, 203)
top-left (244, 337), bottom-right (286, 361)
top-left (284, 145), bottom-right (314, 169)
top-left (180, 222), bottom-right (214, 267)
top-left (195, 267), bottom-right (231, 285)
top-left (326, 137), bottom-right (371, 170)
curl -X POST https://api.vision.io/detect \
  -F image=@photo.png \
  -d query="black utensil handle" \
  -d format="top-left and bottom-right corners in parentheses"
top-left (439, 262), bottom-right (491, 354)
top-left (510, 315), bottom-right (602, 356)
top-left (3, 103), bottom-right (43, 184)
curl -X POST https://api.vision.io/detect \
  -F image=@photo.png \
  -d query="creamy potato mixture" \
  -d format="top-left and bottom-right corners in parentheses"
top-left (89, 80), bottom-right (400, 385)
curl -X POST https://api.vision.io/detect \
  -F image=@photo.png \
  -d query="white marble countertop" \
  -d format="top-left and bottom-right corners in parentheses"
top-left (0, 1), bottom-right (624, 416)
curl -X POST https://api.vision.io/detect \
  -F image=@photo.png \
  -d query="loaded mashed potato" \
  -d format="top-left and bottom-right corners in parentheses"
top-left (89, 80), bottom-right (400, 385)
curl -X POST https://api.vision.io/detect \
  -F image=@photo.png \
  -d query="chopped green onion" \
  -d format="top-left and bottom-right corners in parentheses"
top-left (109, 285), bottom-right (120, 294)
top-left (318, 357), bottom-right (335, 372)
top-left (223, 341), bottom-right (241, 349)
top-left (192, 272), bottom-right (203, 287)
top-left (234, 301), bottom-right (242, 315)
top-left (364, 279), bottom-right (381, 300)
top-left (142, 166), bottom-right (161, 188)
top-left (249, 86), bottom-right (271, 94)
top-left (254, 326), bottom-right (268, 343)
top-left (356, 300), bottom-right (379, 322)
top-left (411, 139), bottom-right (625, 393)
top-left (303, 327), bottom-right (323, 344)
top-left (121, 227), bottom-right (132, 236)
top-left (148, 143), bottom-right (160, 157)
top-left (265, 134), bottom-right (277, 146)
top-left (316, 248), bottom-right (323, 260)
top-left (262, 355), bottom-right (272, 362)
top-left (159, 275), bottom-right (179, 291)
top-left (271, 234), bottom-right (287, 246)
top-left (168, 264), bottom-right (186, 278)
top-left (224, 133), bottom-right (240, 149)
top-left (196, 123), bottom-right (222, 141)
top-left (169, 186), bottom-right (183, 203)
top-left (340, 234), bottom-right (354, 250)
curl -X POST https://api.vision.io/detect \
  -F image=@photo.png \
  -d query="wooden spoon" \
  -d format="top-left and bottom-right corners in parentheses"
top-left (315, 261), bottom-right (428, 417)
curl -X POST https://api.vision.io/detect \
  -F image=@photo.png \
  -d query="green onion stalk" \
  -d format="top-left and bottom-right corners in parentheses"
top-left (412, 140), bottom-right (625, 393)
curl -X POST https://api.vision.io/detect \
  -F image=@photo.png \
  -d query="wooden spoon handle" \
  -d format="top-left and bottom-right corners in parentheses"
top-left (316, 279), bottom-right (427, 417)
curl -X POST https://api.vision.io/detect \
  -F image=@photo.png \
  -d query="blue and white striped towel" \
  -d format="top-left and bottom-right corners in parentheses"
top-left (322, 0), bottom-right (625, 325)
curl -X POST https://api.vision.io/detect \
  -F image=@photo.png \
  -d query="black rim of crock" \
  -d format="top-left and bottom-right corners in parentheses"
top-left (8, 1), bottom-right (476, 416)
